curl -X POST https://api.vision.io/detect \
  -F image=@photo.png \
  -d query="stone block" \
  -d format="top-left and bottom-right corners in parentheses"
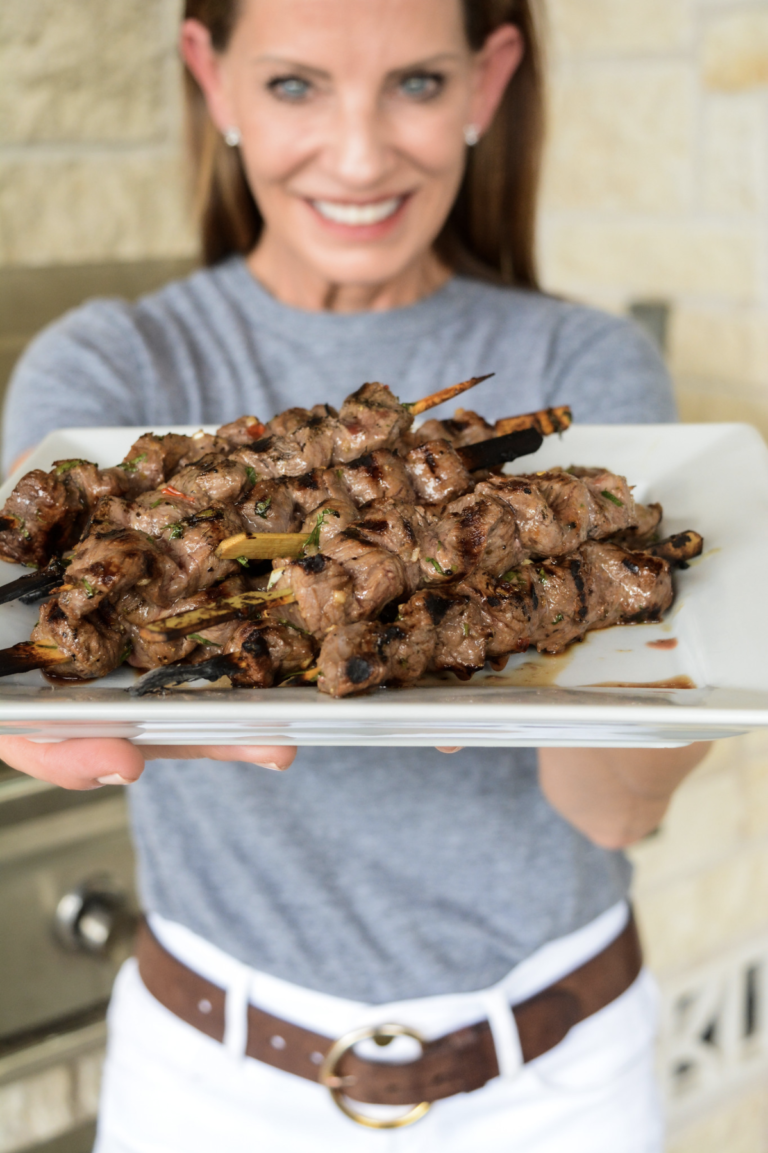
top-left (635, 841), bottom-right (768, 972)
top-left (701, 95), bottom-right (766, 214)
top-left (702, 11), bottom-right (768, 91)
top-left (540, 220), bottom-right (760, 302)
top-left (0, 1066), bottom-right (73, 1152)
top-left (0, 152), bottom-right (197, 267)
top-left (0, 0), bottom-right (177, 145)
top-left (547, 0), bottom-right (690, 57)
top-left (669, 309), bottom-right (768, 390)
top-left (543, 64), bottom-right (693, 213)
top-left (667, 1087), bottom-right (766, 1153)
top-left (629, 764), bottom-right (745, 890)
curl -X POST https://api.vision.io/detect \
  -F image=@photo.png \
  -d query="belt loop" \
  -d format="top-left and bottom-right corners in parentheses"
top-left (480, 987), bottom-right (523, 1081)
top-left (223, 965), bottom-right (251, 1061)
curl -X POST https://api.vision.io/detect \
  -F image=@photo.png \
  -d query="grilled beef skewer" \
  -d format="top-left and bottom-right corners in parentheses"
top-left (316, 532), bottom-right (700, 698)
top-left (132, 530), bottom-right (698, 699)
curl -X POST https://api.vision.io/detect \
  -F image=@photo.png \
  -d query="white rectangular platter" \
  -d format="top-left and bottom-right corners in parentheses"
top-left (0, 422), bottom-right (764, 747)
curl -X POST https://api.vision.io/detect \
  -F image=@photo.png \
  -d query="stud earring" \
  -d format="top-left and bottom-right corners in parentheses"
top-left (463, 124), bottom-right (480, 147)
top-left (224, 126), bottom-right (241, 147)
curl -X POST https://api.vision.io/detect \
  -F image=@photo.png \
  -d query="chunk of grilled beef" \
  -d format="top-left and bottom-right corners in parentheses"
top-left (323, 531), bottom-right (408, 621)
top-left (31, 599), bottom-right (127, 680)
top-left (237, 479), bottom-right (298, 534)
top-left (221, 621), bottom-right (316, 687)
top-left (420, 492), bottom-right (522, 586)
top-left (120, 576), bottom-right (248, 670)
top-left (120, 433), bottom-right (192, 492)
top-left (325, 449), bottom-right (416, 506)
top-left (405, 439), bottom-right (473, 505)
top-left (408, 409), bottom-right (494, 448)
top-left (332, 382), bottom-right (413, 463)
top-left (165, 453), bottom-right (253, 506)
top-left (175, 433), bottom-right (231, 467)
top-left (0, 469), bottom-right (81, 567)
top-left (345, 500), bottom-right (427, 595)
top-left (232, 416), bottom-right (336, 479)
top-left (299, 497), bottom-right (359, 549)
top-left (270, 553), bottom-right (358, 635)
top-left (216, 416), bottom-right (266, 445)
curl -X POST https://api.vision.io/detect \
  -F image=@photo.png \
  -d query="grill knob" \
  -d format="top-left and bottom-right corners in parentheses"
top-left (54, 884), bottom-right (132, 955)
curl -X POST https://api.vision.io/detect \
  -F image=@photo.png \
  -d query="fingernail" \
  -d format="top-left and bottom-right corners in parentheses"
top-left (97, 773), bottom-right (133, 786)
top-left (256, 762), bottom-right (283, 772)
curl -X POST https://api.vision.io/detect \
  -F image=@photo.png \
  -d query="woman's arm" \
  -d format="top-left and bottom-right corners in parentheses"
top-left (537, 743), bottom-right (711, 850)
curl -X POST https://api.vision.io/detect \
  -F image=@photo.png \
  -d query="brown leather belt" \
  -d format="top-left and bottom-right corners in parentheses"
top-left (136, 915), bottom-right (641, 1127)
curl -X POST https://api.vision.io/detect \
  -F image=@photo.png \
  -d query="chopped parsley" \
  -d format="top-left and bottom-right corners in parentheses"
top-left (552, 613), bottom-right (564, 624)
top-left (189, 633), bottom-right (216, 646)
top-left (245, 466), bottom-right (257, 486)
top-left (167, 522), bottom-right (185, 540)
top-left (304, 507), bottom-right (340, 552)
top-left (601, 490), bottom-right (624, 507)
top-left (17, 519), bottom-right (30, 541)
top-left (235, 555), bottom-right (250, 567)
top-left (82, 578), bottom-right (96, 599)
top-left (149, 499), bottom-right (164, 509)
top-left (277, 618), bottom-right (312, 636)
top-left (538, 568), bottom-right (549, 585)
top-left (462, 622), bottom-right (470, 637)
top-left (117, 452), bottom-right (148, 475)
top-left (54, 459), bottom-right (87, 476)
top-left (119, 640), bottom-right (133, 663)
top-left (253, 497), bottom-right (272, 519)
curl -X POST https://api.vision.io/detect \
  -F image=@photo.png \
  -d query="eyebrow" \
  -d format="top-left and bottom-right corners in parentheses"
top-left (251, 51), bottom-right (462, 80)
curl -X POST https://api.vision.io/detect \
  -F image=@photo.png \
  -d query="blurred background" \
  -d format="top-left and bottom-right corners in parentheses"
top-left (1, 1), bottom-right (768, 1151)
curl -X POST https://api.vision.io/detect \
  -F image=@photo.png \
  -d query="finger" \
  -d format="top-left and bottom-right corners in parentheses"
top-left (436, 746), bottom-right (463, 754)
top-left (0, 736), bottom-right (146, 791)
top-left (141, 744), bottom-right (297, 771)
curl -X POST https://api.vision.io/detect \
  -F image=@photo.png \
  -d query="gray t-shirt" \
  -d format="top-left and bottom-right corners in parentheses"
top-left (3, 261), bottom-right (675, 1002)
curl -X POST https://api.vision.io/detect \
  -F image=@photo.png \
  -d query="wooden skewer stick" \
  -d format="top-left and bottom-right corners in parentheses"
top-left (0, 641), bottom-right (70, 679)
top-left (217, 532), bottom-right (308, 562)
top-left (404, 374), bottom-right (495, 416)
top-left (494, 405), bottom-right (572, 439)
top-left (141, 588), bottom-right (296, 642)
top-left (131, 655), bottom-right (240, 696)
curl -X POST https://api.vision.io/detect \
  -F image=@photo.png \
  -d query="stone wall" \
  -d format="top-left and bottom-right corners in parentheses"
top-left (1, 1), bottom-right (768, 1151)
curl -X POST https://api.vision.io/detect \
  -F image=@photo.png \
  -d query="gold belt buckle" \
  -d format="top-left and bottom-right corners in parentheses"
top-left (319, 1022), bottom-right (431, 1129)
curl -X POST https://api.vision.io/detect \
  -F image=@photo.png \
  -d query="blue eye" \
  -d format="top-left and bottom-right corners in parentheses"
top-left (268, 76), bottom-right (311, 102)
top-left (399, 73), bottom-right (443, 100)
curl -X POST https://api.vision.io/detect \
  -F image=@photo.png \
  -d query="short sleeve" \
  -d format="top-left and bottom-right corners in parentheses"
top-left (2, 299), bottom-right (152, 475)
top-left (543, 310), bottom-right (677, 426)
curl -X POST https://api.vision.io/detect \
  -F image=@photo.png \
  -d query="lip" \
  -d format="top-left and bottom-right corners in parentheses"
top-left (304, 193), bottom-right (411, 240)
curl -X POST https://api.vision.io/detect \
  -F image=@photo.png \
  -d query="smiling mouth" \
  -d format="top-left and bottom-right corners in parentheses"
top-left (309, 196), bottom-right (406, 226)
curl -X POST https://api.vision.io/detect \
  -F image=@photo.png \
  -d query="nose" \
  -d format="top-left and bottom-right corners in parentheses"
top-left (326, 94), bottom-right (393, 190)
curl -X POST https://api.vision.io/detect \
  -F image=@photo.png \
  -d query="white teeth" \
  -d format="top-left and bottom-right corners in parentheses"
top-left (312, 197), bottom-right (402, 225)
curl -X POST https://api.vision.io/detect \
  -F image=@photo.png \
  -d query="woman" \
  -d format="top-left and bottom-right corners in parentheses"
top-left (2, 1), bottom-right (708, 1149)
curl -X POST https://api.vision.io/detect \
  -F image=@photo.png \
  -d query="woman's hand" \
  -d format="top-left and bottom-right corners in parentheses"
top-left (0, 736), bottom-right (296, 790)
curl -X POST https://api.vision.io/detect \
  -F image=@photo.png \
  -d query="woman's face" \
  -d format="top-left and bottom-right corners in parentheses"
top-left (183, 0), bottom-right (522, 302)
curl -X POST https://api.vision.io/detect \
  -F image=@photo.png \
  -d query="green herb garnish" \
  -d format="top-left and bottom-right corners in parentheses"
top-left (303, 507), bottom-right (340, 552)
top-left (235, 555), bottom-right (249, 567)
top-left (117, 452), bottom-right (148, 475)
top-left (54, 459), bottom-right (87, 476)
top-left (189, 633), bottom-right (216, 646)
top-left (462, 622), bottom-right (470, 637)
top-left (150, 499), bottom-right (164, 509)
top-left (552, 613), bottom-right (564, 624)
top-left (245, 466), bottom-right (257, 486)
top-left (17, 519), bottom-right (30, 541)
top-left (119, 640), bottom-right (133, 663)
top-left (538, 568), bottom-right (549, 585)
top-left (253, 498), bottom-right (272, 519)
top-left (167, 522), bottom-right (185, 540)
top-left (601, 490), bottom-right (624, 507)
top-left (277, 618), bottom-right (312, 636)
top-left (82, 577), bottom-right (96, 599)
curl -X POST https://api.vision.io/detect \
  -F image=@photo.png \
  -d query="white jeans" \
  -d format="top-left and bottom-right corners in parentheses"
top-left (95, 903), bottom-right (663, 1153)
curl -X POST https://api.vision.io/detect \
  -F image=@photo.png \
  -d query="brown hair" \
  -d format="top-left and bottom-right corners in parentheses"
top-left (184, 0), bottom-right (544, 289)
